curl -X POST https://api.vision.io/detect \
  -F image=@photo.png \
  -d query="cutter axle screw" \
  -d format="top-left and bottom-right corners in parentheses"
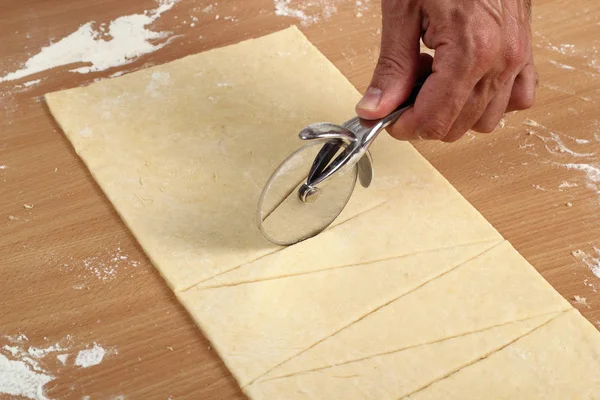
top-left (299, 184), bottom-right (320, 203)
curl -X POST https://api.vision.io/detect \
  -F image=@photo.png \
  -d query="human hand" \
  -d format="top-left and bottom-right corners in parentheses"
top-left (356, 0), bottom-right (537, 142)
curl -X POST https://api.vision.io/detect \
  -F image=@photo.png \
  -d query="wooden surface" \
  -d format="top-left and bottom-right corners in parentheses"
top-left (1, 0), bottom-right (599, 398)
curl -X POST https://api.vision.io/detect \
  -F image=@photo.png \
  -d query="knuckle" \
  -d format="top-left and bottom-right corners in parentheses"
top-left (504, 38), bottom-right (527, 70)
top-left (375, 51), bottom-right (411, 78)
top-left (472, 31), bottom-right (502, 67)
top-left (457, 30), bottom-right (501, 74)
top-left (419, 117), bottom-right (451, 140)
top-left (376, 54), bottom-right (404, 76)
top-left (487, 75), bottom-right (506, 94)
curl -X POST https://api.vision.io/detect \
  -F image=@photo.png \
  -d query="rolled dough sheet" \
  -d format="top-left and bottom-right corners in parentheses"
top-left (45, 26), bottom-right (600, 399)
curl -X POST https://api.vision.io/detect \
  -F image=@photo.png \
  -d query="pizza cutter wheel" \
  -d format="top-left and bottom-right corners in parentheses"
top-left (257, 79), bottom-right (424, 245)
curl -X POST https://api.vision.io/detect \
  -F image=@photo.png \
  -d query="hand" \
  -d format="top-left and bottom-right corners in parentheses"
top-left (356, 0), bottom-right (537, 142)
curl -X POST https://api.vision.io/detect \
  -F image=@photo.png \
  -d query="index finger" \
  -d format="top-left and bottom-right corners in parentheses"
top-left (388, 40), bottom-right (492, 141)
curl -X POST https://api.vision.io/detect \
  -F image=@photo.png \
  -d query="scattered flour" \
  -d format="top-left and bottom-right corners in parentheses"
top-left (1, 334), bottom-right (115, 398)
top-left (561, 163), bottom-right (600, 193)
top-left (145, 71), bottom-right (172, 98)
top-left (355, 0), bottom-right (371, 17)
top-left (573, 248), bottom-right (600, 278)
top-left (63, 246), bottom-right (140, 283)
top-left (544, 132), bottom-right (595, 157)
top-left (1, 335), bottom-right (69, 399)
top-left (549, 60), bottom-right (576, 70)
top-left (573, 295), bottom-right (590, 308)
top-left (23, 79), bottom-right (42, 88)
top-left (0, 353), bottom-right (53, 400)
top-left (75, 343), bottom-right (106, 368)
top-left (522, 119), bottom-right (545, 129)
top-left (584, 278), bottom-right (599, 293)
top-left (28, 344), bottom-right (67, 359)
top-left (274, 0), bottom-right (339, 26)
top-left (523, 129), bottom-right (596, 159)
top-left (0, 0), bottom-right (179, 83)
top-left (0, 165), bottom-right (7, 169)
top-left (559, 181), bottom-right (578, 189)
top-left (575, 138), bottom-right (591, 144)
top-left (533, 32), bottom-right (577, 56)
top-left (202, 4), bottom-right (216, 13)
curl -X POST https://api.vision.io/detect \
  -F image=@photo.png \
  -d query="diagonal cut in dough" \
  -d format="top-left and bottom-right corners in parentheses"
top-left (246, 241), bottom-right (571, 384)
top-left (177, 240), bottom-right (503, 385)
top-left (245, 312), bottom-right (562, 400)
top-left (406, 309), bottom-right (600, 400)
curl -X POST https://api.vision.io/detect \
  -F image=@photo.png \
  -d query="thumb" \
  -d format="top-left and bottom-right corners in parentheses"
top-left (356, 1), bottom-right (421, 120)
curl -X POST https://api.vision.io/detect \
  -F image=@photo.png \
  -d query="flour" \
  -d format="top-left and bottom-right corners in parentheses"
top-left (355, 0), bottom-right (371, 17)
top-left (1, 333), bottom-right (116, 398)
top-left (22, 79), bottom-right (42, 88)
top-left (0, 0), bottom-right (179, 83)
top-left (573, 295), bottom-right (590, 308)
top-left (559, 181), bottom-right (578, 189)
top-left (549, 60), bottom-right (576, 70)
top-left (0, 354), bottom-right (53, 400)
top-left (28, 344), bottom-right (67, 359)
top-left (56, 354), bottom-right (68, 365)
top-left (573, 248), bottom-right (600, 278)
top-left (0, 165), bottom-right (7, 169)
top-left (522, 119), bottom-right (545, 129)
top-left (541, 83), bottom-right (592, 103)
top-left (544, 132), bottom-right (595, 157)
top-left (75, 343), bottom-right (105, 368)
top-left (561, 163), bottom-right (600, 193)
top-left (0, 336), bottom-right (68, 399)
top-left (534, 32), bottom-right (574, 55)
top-left (274, 0), bottom-right (339, 26)
top-left (63, 246), bottom-right (140, 283)
top-left (584, 278), bottom-right (598, 292)
top-left (145, 71), bottom-right (172, 98)
top-left (202, 4), bottom-right (216, 13)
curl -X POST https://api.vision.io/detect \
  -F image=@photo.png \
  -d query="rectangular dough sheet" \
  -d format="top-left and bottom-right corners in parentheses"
top-left (45, 26), bottom-right (600, 399)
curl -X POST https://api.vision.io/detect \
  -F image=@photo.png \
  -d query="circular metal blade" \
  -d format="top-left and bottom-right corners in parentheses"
top-left (257, 141), bottom-right (358, 246)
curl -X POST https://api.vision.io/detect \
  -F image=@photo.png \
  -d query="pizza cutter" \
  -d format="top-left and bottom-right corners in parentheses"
top-left (257, 79), bottom-right (424, 246)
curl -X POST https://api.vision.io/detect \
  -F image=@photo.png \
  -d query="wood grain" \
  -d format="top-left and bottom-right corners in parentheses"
top-left (0, 0), bottom-right (599, 398)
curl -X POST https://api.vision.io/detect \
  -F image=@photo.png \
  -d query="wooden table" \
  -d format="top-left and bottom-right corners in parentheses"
top-left (1, 0), bottom-right (599, 398)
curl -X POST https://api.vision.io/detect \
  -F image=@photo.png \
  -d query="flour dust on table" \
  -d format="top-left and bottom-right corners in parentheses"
top-left (0, 334), bottom-right (116, 399)
top-left (0, 0), bottom-right (180, 84)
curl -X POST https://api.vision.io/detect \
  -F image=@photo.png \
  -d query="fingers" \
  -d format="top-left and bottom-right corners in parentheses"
top-left (442, 82), bottom-right (491, 142)
top-left (355, 0), bottom-right (421, 120)
top-left (472, 78), bottom-right (514, 133)
top-left (387, 37), bottom-right (494, 141)
top-left (507, 58), bottom-right (537, 112)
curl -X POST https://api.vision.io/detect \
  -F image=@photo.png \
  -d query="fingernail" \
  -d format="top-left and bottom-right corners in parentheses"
top-left (356, 87), bottom-right (383, 111)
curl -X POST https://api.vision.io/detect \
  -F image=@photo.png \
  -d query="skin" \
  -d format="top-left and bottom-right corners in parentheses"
top-left (355, 0), bottom-right (537, 142)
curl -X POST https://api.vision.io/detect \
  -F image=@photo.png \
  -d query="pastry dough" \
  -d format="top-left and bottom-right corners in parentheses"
top-left (45, 26), bottom-right (600, 399)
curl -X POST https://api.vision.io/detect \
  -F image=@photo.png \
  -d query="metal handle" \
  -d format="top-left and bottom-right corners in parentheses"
top-left (296, 77), bottom-right (427, 194)
top-left (347, 75), bottom-right (427, 147)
